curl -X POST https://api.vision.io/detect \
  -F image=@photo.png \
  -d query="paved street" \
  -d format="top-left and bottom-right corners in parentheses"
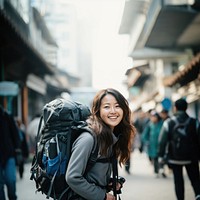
top-left (118, 151), bottom-right (194, 200)
top-left (14, 150), bottom-right (195, 200)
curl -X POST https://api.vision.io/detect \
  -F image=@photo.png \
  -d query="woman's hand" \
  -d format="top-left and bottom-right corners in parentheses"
top-left (116, 182), bottom-right (122, 191)
top-left (106, 193), bottom-right (115, 200)
top-left (107, 176), bottom-right (125, 194)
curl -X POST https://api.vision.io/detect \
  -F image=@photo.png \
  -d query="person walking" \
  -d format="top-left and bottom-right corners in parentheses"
top-left (158, 109), bottom-right (171, 177)
top-left (142, 110), bottom-right (163, 177)
top-left (124, 111), bottom-right (147, 174)
top-left (15, 118), bottom-right (29, 179)
top-left (133, 110), bottom-right (150, 153)
top-left (0, 106), bottom-right (22, 200)
top-left (159, 109), bottom-right (170, 121)
top-left (26, 113), bottom-right (41, 154)
top-left (158, 98), bottom-right (200, 200)
top-left (65, 88), bottom-right (136, 200)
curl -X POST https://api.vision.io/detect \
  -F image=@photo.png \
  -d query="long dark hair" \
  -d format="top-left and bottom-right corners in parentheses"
top-left (87, 88), bottom-right (136, 165)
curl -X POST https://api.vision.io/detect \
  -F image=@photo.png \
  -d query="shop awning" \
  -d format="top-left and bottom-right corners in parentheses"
top-left (163, 53), bottom-right (200, 87)
top-left (125, 63), bottom-right (151, 88)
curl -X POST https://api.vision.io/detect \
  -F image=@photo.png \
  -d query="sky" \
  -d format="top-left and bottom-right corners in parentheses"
top-left (67, 0), bottom-right (132, 98)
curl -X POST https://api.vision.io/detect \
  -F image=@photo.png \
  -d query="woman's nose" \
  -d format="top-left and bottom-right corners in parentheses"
top-left (110, 107), bottom-right (116, 113)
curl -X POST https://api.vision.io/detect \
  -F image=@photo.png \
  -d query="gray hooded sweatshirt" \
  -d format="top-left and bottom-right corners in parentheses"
top-left (66, 131), bottom-right (115, 200)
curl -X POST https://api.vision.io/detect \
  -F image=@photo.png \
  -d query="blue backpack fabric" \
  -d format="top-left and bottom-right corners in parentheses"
top-left (30, 98), bottom-right (98, 200)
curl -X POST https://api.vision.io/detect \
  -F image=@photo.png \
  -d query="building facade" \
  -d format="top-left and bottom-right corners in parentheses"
top-left (119, 0), bottom-right (200, 119)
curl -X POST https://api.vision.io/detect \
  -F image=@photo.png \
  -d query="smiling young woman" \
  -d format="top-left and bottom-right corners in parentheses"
top-left (65, 88), bottom-right (136, 200)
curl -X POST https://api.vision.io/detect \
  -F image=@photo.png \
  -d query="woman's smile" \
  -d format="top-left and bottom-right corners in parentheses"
top-left (100, 94), bottom-right (123, 130)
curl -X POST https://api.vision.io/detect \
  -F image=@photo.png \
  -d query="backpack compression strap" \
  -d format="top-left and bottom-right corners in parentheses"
top-left (171, 116), bottom-right (191, 129)
top-left (30, 115), bottom-right (43, 174)
top-left (35, 115), bottom-right (44, 155)
top-left (168, 116), bottom-right (191, 143)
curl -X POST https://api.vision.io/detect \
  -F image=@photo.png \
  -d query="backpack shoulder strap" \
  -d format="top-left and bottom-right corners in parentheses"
top-left (168, 116), bottom-right (177, 137)
top-left (35, 116), bottom-right (43, 148)
top-left (171, 116), bottom-right (180, 126)
top-left (185, 117), bottom-right (191, 126)
top-left (171, 116), bottom-right (191, 127)
top-left (77, 126), bottom-right (99, 175)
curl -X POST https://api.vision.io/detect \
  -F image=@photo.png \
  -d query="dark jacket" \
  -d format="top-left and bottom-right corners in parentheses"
top-left (19, 129), bottom-right (29, 159)
top-left (0, 107), bottom-right (21, 166)
top-left (158, 111), bottom-right (200, 164)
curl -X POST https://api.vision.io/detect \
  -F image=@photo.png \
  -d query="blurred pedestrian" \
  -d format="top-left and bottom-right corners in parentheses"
top-left (142, 110), bottom-right (163, 177)
top-left (15, 118), bottom-right (29, 179)
top-left (0, 106), bottom-right (22, 200)
top-left (160, 109), bottom-right (170, 121)
top-left (27, 113), bottom-right (41, 154)
top-left (158, 109), bottom-right (171, 177)
top-left (124, 111), bottom-right (142, 174)
top-left (125, 125), bottom-right (135, 174)
top-left (158, 98), bottom-right (200, 200)
top-left (133, 110), bottom-right (150, 153)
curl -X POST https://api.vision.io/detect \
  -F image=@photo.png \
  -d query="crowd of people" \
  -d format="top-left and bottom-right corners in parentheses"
top-left (0, 107), bottom-right (42, 199)
top-left (129, 98), bottom-right (200, 200)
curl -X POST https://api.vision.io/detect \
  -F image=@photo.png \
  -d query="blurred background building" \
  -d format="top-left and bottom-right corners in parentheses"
top-left (0, 0), bottom-right (94, 125)
top-left (0, 0), bottom-right (200, 128)
top-left (119, 0), bottom-right (200, 119)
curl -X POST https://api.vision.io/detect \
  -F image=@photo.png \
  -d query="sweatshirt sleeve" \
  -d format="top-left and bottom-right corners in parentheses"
top-left (66, 132), bottom-right (106, 200)
top-left (157, 120), bottom-right (169, 157)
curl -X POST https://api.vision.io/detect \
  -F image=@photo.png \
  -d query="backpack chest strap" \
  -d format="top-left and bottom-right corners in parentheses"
top-left (96, 157), bottom-right (113, 163)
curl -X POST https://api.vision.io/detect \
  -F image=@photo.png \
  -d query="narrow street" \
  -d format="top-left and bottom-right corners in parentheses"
top-left (15, 150), bottom-right (195, 200)
top-left (1, 1), bottom-right (199, 199)
top-left (118, 150), bottom-right (194, 200)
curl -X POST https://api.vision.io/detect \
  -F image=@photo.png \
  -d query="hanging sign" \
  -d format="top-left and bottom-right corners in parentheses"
top-left (0, 81), bottom-right (19, 96)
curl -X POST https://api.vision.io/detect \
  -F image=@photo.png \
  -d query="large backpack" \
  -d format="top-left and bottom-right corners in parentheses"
top-left (168, 116), bottom-right (193, 160)
top-left (30, 98), bottom-right (98, 200)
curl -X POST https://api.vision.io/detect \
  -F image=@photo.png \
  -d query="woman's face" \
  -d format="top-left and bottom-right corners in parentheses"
top-left (100, 94), bottom-right (123, 130)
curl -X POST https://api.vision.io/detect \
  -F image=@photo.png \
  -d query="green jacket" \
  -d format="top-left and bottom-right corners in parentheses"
top-left (142, 120), bottom-right (163, 158)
